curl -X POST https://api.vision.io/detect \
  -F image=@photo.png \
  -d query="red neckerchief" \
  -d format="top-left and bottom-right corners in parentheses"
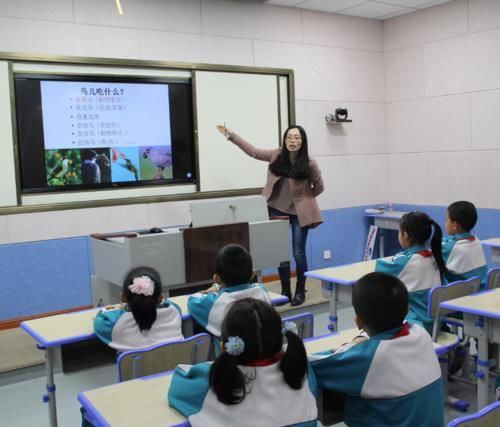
top-left (240, 352), bottom-right (283, 367)
top-left (457, 236), bottom-right (475, 241)
top-left (417, 249), bottom-right (432, 257)
top-left (392, 322), bottom-right (410, 339)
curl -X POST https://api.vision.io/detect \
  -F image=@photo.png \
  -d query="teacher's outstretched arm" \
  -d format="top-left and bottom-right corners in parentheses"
top-left (215, 124), bottom-right (274, 162)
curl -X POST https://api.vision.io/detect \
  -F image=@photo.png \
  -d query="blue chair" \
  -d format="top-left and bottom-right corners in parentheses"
top-left (282, 312), bottom-right (314, 339)
top-left (447, 400), bottom-right (500, 426)
top-left (117, 333), bottom-right (211, 382)
top-left (428, 277), bottom-right (480, 411)
top-left (486, 267), bottom-right (500, 290)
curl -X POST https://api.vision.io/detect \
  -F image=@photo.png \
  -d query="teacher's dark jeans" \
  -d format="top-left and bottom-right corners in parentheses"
top-left (269, 207), bottom-right (309, 291)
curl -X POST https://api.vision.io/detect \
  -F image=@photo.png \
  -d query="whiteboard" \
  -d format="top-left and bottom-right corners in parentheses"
top-left (195, 71), bottom-right (281, 192)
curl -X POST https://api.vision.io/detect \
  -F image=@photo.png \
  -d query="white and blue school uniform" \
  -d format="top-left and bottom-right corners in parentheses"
top-left (375, 245), bottom-right (442, 334)
top-left (188, 283), bottom-right (271, 337)
top-left (310, 323), bottom-right (444, 427)
top-left (168, 359), bottom-right (318, 427)
top-left (94, 300), bottom-right (184, 352)
top-left (442, 232), bottom-right (487, 288)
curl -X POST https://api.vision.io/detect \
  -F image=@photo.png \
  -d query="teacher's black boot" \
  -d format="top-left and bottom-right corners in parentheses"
top-left (276, 261), bottom-right (292, 304)
top-left (291, 281), bottom-right (305, 306)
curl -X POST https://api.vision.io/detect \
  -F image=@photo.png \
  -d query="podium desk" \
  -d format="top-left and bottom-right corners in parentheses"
top-left (305, 260), bottom-right (376, 332)
top-left (21, 292), bottom-right (286, 427)
top-left (91, 219), bottom-right (290, 305)
top-left (441, 288), bottom-right (500, 409)
top-left (365, 210), bottom-right (406, 257)
top-left (482, 238), bottom-right (500, 264)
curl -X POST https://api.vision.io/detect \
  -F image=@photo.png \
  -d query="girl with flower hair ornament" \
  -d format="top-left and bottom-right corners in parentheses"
top-left (94, 266), bottom-right (183, 351)
top-left (168, 298), bottom-right (318, 427)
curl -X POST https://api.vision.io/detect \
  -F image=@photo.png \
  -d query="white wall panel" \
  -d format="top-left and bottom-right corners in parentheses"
top-left (383, 0), bottom-right (468, 51)
top-left (139, 31), bottom-right (253, 66)
top-left (469, 0), bottom-right (500, 33)
top-left (467, 28), bottom-right (500, 92)
top-left (0, 0), bottom-right (73, 22)
top-left (387, 153), bottom-right (428, 204)
top-left (74, 0), bottom-right (201, 34)
top-left (0, 215), bottom-right (8, 245)
top-left (341, 49), bottom-right (385, 102)
top-left (424, 35), bottom-right (470, 96)
top-left (386, 99), bottom-right (426, 153)
top-left (385, 46), bottom-right (425, 101)
top-left (302, 10), bottom-right (383, 51)
top-left (314, 156), bottom-right (350, 210)
top-left (0, 17), bottom-right (140, 58)
top-left (347, 155), bottom-right (387, 206)
top-left (471, 89), bottom-right (500, 150)
top-left (422, 94), bottom-right (471, 152)
top-left (147, 200), bottom-right (192, 228)
top-left (202, 0), bottom-right (301, 43)
top-left (6, 204), bottom-right (148, 243)
top-left (254, 41), bottom-right (346, 101)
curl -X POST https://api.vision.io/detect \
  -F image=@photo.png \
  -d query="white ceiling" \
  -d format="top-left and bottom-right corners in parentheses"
top-left (244, 0), bottom-right (454, 20)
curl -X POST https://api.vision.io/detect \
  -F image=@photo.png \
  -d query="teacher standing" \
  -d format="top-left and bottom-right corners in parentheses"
top-left (216, 124), bottom-right (324, 306)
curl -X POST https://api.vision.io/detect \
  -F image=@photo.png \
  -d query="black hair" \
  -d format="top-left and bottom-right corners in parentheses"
top-left (269, 125), bottom-right (311, 179)
top-left (400, 211), bottom-right (447, 281)
top-left (122, 266), bottom-right (162, 332)
top-left (215, 244), bottom-right (253, 287)
top-left (209, 298), bottom-right (308, 405)
top-left (353, 272), bottom-right (408, 335)
top-left (448, 201), bottom-right (478, 232)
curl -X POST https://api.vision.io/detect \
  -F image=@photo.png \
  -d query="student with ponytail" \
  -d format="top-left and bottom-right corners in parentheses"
top-left (94, 266), bottom-right (183, 351)
top-left (168, 298), bottom-right (318, 427)
top-left (375, 211), bottom-right (447, 334)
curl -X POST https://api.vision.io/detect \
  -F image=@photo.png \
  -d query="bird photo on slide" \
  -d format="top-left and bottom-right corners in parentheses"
top-left (45, 149), bottom-right (81, 186)
top-left (111, 147), bottom-right (139, 182)
top-left (141, 146), bottom-right (172, 180)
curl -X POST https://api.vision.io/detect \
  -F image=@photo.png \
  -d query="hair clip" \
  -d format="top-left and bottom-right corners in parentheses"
top-left (225, 336), bottom-right (245, 356)
top-left (128, 276), bottom-right (155, 296)
top-left (282, 321), bottom-right (299, 336)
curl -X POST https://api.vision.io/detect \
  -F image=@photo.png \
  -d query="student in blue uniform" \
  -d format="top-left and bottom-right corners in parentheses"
top-left (187, 244), bottom-right (271, 337)
top-left (94, 266), bottom-right (183, 351)
top-left (310, 272), bottom-right (444, 427)
top-left (375, 211), bottom-right (447, 333)
top-left (168, 298), bottom-right (318, 427)
top-left (442, 200), bottom-right (487, 288)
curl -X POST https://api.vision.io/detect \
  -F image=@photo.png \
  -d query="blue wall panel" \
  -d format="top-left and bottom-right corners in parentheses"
top-left (1, 204), bottom-right (499, 320)
top-left (0, 237), bottom-right (92, 320)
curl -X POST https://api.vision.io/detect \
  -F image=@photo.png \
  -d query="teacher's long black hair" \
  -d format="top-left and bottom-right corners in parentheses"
top-left (269, 125), bottom-right (311, 179)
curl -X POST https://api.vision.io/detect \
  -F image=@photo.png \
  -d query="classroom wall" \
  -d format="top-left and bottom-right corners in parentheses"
top-left (0, 0), bottom-right (385, 319)
top-left (384, 0), bottom-right (500, 208)
top-left (1, 0), bottom-right (500, 320)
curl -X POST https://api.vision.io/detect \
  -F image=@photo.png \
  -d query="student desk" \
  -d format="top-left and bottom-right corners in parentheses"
top-left (21, 292), bottom-right (286, 427)
top-left (482, 238), bottom-right (500, 264)
top-left (440, 288), bottom-right (500, 409)
top-left (78, 371), bottom-right (184, 427)
top-left (365, 210), bottom-right (406, 257)
top-left (305, 260), bottom-right (376, 332)
top-left (77, 328), bottom-right (459, 427)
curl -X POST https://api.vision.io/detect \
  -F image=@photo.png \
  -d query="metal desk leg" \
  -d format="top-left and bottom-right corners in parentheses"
top-left (39, 344), bottom-right (58, 427)
top-left (323, 281), bottom-right (338, 333)
top-left (476, 317), bottom-right (490, 409)
top-left (379, 230), bottom-right (385, 258)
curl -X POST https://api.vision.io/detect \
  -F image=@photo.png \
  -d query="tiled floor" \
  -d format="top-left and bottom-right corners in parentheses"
top-left (0, 303), bottom-right (494, 427)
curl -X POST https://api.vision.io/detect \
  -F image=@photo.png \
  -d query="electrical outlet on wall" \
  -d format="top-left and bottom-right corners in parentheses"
top-left (323, 250), bottom-right (331, 260)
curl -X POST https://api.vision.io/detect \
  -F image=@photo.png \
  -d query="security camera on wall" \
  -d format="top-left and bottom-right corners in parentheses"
top-left (325, 107), bottom-right (352, 124)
